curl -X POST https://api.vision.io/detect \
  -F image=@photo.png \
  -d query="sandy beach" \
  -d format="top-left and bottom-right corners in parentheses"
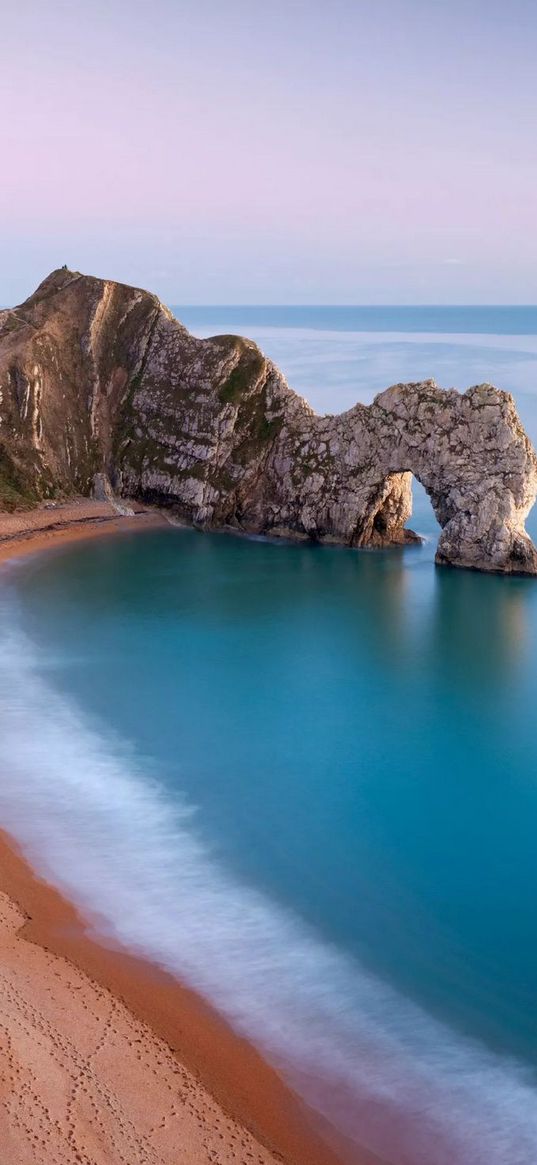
top-left (0, 504), bottom-right (360, 1165)
top-left (0, 497), bottom-right (167, 564)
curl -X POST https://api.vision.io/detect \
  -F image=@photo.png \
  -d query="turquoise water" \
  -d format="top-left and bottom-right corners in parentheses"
top-left (2, 307), bottom-right (537, 1165)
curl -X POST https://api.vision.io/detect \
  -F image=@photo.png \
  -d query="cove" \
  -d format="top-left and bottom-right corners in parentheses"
top-left (2, 523), bottom-right (537, 1163)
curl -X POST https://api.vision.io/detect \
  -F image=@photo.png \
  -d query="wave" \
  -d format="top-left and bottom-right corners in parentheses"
top-left (0, 620), bottom-right (536, 1165)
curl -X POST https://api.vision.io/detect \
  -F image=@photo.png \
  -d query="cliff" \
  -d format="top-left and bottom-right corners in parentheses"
top-left (1, 267), bottom-right (536, 574)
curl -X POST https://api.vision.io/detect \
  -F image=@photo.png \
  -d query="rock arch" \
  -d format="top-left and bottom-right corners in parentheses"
top-left (260, 379), bottom-right (537, 574)
top-left (359, 381), bottom-right (537, 574)
top-left (1, 270), bottom-right (536, 575)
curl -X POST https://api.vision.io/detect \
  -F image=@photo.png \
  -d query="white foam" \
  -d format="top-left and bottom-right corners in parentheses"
top-left (0, 621), bottom-right (536, 1164)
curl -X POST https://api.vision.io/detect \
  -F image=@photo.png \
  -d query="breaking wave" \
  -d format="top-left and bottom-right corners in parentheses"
top-left (0, 618), bottom-right (536, 1165)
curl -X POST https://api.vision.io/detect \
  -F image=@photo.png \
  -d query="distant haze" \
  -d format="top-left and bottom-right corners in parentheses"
top-left (2, 0), bottom-right (536, 306)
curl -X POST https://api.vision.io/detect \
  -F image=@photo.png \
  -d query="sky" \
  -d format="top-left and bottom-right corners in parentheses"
top-left (1, 0), bottom-right (536, 305)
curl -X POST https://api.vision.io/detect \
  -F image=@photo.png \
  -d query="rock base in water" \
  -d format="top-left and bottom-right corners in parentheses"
top-left (1, 268), bottom-right (536, 575)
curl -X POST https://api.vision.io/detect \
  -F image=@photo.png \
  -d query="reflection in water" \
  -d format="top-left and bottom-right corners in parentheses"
top-left (429, 567), bottom-right (531, 689)
top-left (5, 529), bottom-right (537, 1164)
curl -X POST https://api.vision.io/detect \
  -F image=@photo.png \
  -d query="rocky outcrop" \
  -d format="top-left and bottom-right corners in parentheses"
top-left (1, 267), bottom-right (536, 574)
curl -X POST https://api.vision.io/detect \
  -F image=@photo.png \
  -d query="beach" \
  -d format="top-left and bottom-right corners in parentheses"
top-left (0, 504), bottom-right (355, 1165)
top-left (2, 480), bottom-right (537, 1165)
top-left (2, 0), bottom-right (534, 1158)
top-left (0, 498), bottom-right (167, 564)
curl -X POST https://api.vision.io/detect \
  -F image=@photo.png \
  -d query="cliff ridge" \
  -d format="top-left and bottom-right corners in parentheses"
top-left (1, 268), bottom-right (536, 575)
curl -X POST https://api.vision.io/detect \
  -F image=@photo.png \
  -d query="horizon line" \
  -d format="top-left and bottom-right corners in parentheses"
top-left (171, 302), bottom-right (537, 309)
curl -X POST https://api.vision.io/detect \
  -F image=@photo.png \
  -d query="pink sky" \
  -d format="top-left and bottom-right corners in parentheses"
top-left (2, 0), bottom-right (536, 304)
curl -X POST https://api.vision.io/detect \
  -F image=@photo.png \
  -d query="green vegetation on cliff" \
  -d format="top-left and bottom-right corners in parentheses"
top-left (0, 447), bottom-right (38, 511)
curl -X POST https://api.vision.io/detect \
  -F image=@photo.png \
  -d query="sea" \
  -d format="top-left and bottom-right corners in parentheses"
top-left (2, 306), bottom-right (537, 1165)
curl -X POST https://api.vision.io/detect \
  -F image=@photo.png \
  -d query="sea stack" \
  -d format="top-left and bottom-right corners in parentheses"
top-left (1, 267), bottom-right (536, 575)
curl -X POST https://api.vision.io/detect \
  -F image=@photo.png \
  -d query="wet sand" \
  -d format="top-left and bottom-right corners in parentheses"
top-left (0, 504), bottom-right (368, 1165)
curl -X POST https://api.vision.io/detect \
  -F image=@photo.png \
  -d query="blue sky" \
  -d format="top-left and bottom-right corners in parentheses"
top-left (1, 0), bottom-right (536, 304)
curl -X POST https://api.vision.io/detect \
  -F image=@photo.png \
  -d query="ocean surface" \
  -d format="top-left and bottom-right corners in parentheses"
top-left (2, 306), bottom-right (537, 1165)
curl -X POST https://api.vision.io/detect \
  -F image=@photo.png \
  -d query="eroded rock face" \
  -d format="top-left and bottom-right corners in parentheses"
top-left (1, 267), bottom-right (536, 575)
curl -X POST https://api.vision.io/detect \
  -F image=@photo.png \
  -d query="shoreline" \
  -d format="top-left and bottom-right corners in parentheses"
top-left (0, 503), bottom-right (372, 1165)
top-left (0, 829), bottom-right (359, 1165)
top-left (0, 497), bottom-right (169, 564)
